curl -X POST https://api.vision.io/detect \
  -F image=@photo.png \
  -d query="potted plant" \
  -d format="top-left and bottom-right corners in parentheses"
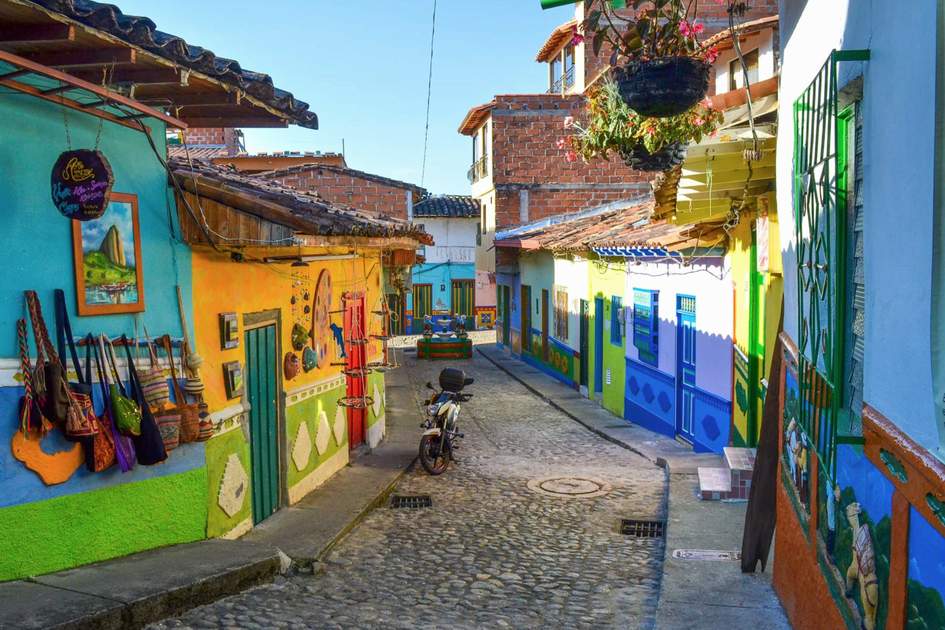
top-left (582, 0), bottom-right (727, 117)
top-left (559, 79), bottom-right (722, 172)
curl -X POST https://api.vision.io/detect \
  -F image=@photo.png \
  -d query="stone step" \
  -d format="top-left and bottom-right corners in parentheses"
top-left (723, 446), bottom-right (756, 501)
top-left (697, 466), bottom-right (732, 501)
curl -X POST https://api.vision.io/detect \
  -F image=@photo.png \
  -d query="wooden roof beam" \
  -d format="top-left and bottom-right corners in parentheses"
top-left (180, 116), bottom-right (288, 128)
top-left (0, 23), bottom-right (75, 44)
top-left (19, 47), bottom-right (135, 69)
top-left (70, 67), bottom-right (185, 86)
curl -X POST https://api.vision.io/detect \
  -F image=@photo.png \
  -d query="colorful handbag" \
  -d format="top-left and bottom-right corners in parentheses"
top-left (52, 292), bottom-right (100, 440)
top-left (25, 290), bottom-right (71, 425)
top-left (163, 336), bottom-right (201, 443)
top-left (122, 336), bottom-right (168, 465)
top-left (103, 337), bottom-right (142, 437)
top-left (138, 337), bottom-right (170, 411)
top-left (15, 319), bottom-right (53, 436)
top-left (94, 336), bottom-right (135, 472)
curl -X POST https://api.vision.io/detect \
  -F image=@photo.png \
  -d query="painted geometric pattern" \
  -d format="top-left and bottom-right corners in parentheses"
top-left (292, 420), bottom-right (312, 471)
top-left (218, 453), bottom-right (249, 518)
top-left (333, 406), bottom-right (346, 446)
top-left (315, 409), bottom-right (331, 455)
top-left (372, 382), bottom-right (382, 418)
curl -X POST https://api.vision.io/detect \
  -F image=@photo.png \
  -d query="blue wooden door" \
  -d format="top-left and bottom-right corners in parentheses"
top-left (245, 324), bottom-right (280, 524)
top-left (675, 296), bottom-right (696, 443)
top-left (594, 297), bottom-right (604, 394)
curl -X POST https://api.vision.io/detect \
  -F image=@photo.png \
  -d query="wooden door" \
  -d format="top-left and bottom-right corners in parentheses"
top-left (413, 284), bottom-right (432, 334)
top-left (594, 297), bottom-right (604, 394)
top-left (501, 285), bottom-right (511, 346)
top-left (579, 299), bottom-right (589, 389)
top-left (245, 323), bottom-right (280, 524)
top-left (675, 295), bottom-right (697, 444)
top-left (450, 279), bottom-right (475, 320)
top-left (520, 285), bottom-right (532, 352)
top-left (541, 289), bottom-right (549, 362)
top-left (344, 292), bottom-right (367, 449)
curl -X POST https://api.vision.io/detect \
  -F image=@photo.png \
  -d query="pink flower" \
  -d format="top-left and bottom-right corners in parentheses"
top-left (571, 27), bottom-right (585, 46)
top-left (678, 20), bottom-right (692, 37)
top-left (645, 127), bottom-right (656, 137)
top-left (563, 115), bottom-right (575, 129)
top-left (565, 150), bottom-right (578, 163)
top-left (701, 97), bottom-right (715, 109)
top-left (556, 137), bottom-right (568, 150)
top-left (694, 117), bottom-right (705, 126)
top-left (703, 46), bottom-right (720, 64)
top-left (692, 22), bottom-right (705, 35)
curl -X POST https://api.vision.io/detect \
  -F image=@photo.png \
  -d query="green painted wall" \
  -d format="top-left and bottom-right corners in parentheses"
top-left (588, 259), bottom-right (627, 417)
top-left (286, 385), bottom-right (346, 489)
top-left (205, 427), bottom-right (252, 539)
top-left (0, 468), bottom-right (206, 581)
top-left (366, 372), bottom-right (386, 428)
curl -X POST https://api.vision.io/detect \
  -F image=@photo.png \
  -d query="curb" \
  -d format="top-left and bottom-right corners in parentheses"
top-left (475, 347), bottom-right (660, 467)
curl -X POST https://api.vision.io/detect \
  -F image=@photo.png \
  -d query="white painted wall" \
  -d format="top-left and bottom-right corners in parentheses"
top-left (625, 260), bottom-right (734, 400)
top-left (414, 217), bottom-right (478, 264)
top-left (712, 29), bottom-right (777, 94)
top-left (778, 0), bottom-right (940, 452)
top-left (552, 255), bottom-right (588, 352)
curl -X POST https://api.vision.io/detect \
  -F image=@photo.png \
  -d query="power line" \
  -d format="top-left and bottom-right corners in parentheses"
top-left (420, 0), bottom-right (437, 187)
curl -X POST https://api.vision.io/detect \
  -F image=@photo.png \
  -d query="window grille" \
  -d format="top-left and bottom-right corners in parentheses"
top-left (633, 289), bottom-right (659, 367)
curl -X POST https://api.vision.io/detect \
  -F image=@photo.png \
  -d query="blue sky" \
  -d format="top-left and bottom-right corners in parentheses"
top-left (115, 0), bottom-right (573, 195)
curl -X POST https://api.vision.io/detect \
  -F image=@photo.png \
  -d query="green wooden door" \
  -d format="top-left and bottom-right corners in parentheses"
top-left (245, 324), bottom-right (280, 525)
top-left (451, 279), bottom-right (474, 320)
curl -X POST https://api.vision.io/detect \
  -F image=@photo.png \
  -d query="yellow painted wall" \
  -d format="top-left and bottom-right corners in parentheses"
top-left (191, 246), bottom-right (387, 536)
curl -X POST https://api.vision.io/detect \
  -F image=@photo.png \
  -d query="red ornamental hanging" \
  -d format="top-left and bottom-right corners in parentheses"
top-left (51, 149), bottom-right (114, 221)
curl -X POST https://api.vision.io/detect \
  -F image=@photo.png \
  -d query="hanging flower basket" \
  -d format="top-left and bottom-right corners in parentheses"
top-left (614, 57), bottom-right (710, 118)
top-left (618, 142), bottom-right (688, 172)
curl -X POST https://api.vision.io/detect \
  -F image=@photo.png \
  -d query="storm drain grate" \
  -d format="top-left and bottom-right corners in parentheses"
top-left (390, 495), bottom-right (432, 509)
top-left (621, 519), bottom-right (665, 538)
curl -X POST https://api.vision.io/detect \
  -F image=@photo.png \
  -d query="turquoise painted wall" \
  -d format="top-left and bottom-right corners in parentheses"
top-left (0, 96), bottom-right (200, 580)
top-left (407, 262), bottom-right (475, 331)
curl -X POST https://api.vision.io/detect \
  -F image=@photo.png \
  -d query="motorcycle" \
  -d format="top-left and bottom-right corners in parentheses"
top-left (419, 368), bottom-right (474, 475)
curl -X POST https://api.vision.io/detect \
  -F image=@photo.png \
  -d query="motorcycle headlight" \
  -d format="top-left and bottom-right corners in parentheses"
top-left (426, 403), bottom-right (441, 417)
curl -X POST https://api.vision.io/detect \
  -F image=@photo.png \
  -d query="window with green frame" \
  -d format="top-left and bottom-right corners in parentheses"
top-left (611, 296), bottom-right (623, 345)
top-left (632, 289), bottom-right (658, 366)
top-left (792, 50), bottom-right (868, 481)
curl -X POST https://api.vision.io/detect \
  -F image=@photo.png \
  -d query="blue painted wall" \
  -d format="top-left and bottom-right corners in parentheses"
top-left (407, 262), bottom-right (474, 332)
top-left (0, 96), bottom-right (197, 509)
top-left (625, 357), bottom-right (675, 437)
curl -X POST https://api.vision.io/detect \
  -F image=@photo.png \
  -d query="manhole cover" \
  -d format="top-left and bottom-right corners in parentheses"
top-left (672, 549), bottom-right (741, 561)
top-left (620, 519), bottom-right (665, 538)
top-left (527, 476), bottom-right (611, 498)
top-left (390, 495), bottom-right (432, 509)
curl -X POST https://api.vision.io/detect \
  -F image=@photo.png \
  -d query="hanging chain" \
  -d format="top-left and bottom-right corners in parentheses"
top-left (61, 84), bottom-right (72, 150)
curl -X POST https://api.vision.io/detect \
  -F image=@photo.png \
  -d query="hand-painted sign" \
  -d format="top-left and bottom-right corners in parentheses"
top-left (51, 149), bottom-right (114, 221)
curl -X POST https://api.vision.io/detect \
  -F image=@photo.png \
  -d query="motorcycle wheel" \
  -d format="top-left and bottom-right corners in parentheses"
top-left (419, 434), bottom-right (450, 475)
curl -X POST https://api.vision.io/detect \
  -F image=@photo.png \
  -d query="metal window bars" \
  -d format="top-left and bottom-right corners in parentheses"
top-left (792, 49), bottom-right (869, 481)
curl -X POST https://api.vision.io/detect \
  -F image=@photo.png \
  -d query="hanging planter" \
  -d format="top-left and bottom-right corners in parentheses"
top-left (618, 142), bottom-right (688, 172)
top-left (559, 79), bottom-right (720, 173)
top-left (581, 1), bottom-right (723, 117)
top-left (613, 58), bottom-right (710, 118)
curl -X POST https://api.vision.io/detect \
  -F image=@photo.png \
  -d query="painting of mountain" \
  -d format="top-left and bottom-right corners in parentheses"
top-left (71, 193), bottom-right (144, 315)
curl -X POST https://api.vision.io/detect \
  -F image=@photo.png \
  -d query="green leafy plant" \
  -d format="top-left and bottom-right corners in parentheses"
top-left (582, 0), bottom-right (737, 65)
top-left (559, 79), bottom-right (722, 162)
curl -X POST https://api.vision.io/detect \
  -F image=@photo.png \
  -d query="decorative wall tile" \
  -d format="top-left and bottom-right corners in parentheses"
top-left (292, 421), bottom-right (312, 471)
top-left (333, 406), bottom-right (346, 446)
top-left (218, 453), bottom-right (248, 518)
top-left (315, 409), bottom-right (331, 455)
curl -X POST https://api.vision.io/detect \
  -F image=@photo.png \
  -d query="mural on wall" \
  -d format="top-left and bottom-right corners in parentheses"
top-left (907, 506), bottom-right (945, 629)
top-left (782, 357), bottom-right (812, 515)
top-left (71, 192), bottom-right (144, 315)
top-left (525, 331), bottom-right (576, 385)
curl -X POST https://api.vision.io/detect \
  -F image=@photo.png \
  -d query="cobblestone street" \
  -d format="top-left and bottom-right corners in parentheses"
top-left (151, 347), bottom-right (668, 629)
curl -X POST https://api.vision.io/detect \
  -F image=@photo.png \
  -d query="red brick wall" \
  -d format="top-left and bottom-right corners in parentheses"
top-left (181, 127), bottom-right (241, 155)
top-left (268, 169), bottom-right (416, 220)
top-left (489, 93), bottom-right (651, 229)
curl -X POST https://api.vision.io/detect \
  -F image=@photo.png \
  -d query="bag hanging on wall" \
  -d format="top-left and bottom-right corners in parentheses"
top-left (82, 337), bottom-right (117, 473)
top-left (53, 291), bottom-right (99, 439)
top-left (103, 337), bottom-right (143, 437)
top-left (195, 402), bottom-right (213, 442)
top-left (163, 335), bottom-right (200, 443)
top-left (138, 333), bottom-right (170, 411)
top-left (121, 336), bottom-right (168, 465)
top-left (15, 319), bottom-right (54, 435)
top-left (24, 290), bottom-right (71, 425)
top-left (94, 336), bottom-right (134, 472)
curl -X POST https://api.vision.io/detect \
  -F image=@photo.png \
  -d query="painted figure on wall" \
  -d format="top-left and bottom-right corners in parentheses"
top-left (826, 483), bottom-right (840, 554)
top-left (844, 502), bottom-right (879, 630)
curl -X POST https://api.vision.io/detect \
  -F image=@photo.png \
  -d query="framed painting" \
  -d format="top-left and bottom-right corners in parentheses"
top-left (71, 192), bottom-right (145, 315)
top-left (223, 361), bottom-right (243, 399)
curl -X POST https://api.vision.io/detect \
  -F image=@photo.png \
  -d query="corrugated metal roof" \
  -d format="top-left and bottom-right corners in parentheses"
top-left (413, 195), bottom-right (480, 218)
top-left (169, 159), bottom-right (431, 243)
top-left (30, 0), bottom-right (318, 128)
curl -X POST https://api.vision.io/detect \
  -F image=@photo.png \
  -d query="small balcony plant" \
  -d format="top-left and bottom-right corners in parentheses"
top-left (582, 0), bottom-right (744, 117)
top-left (559, 79), bottom-right (722, 172)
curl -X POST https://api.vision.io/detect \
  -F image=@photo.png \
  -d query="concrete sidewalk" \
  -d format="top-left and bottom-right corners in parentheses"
top-left (477, 343), bottom-right (790, 630)
top-left (0, 351), bottom-right (422, 630)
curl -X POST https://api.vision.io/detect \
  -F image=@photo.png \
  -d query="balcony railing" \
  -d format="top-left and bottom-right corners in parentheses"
top-left (467, 155), bottom-right (489, 184)
top-left (548, 65), bottom-right (575, 94)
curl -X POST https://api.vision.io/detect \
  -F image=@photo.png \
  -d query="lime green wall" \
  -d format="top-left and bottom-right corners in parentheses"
top-left (0, 468), bottom-right (206, 581)
top-left (366, 372), bottom-right (386, 428)
top-left (205, 427), bottom-right (252, 538)
top-left (286, 384), bottom-right (346, 489)
top-left (588, 259), bottom-right (627, 417)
